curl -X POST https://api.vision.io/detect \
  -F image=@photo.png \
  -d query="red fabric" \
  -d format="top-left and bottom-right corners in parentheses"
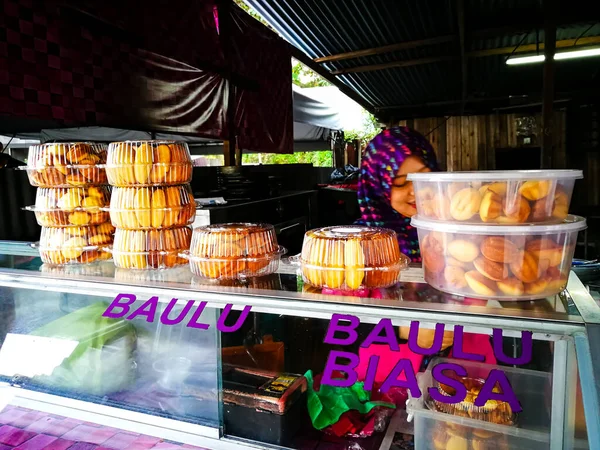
top-left (229, 6), bottom-right (293, 153)
top-left (0, 0), bottom-right (293, 154)
top-left (356, 344), bottom-right (423, 385)
top-left (450, 332), bottom-right (497, 365)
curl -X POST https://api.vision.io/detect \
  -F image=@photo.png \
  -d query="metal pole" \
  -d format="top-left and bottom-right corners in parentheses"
top-left (541, 0), bottom-right (557, 169)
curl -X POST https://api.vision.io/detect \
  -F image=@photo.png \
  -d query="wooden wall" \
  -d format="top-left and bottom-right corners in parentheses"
top-left (396, 111), bottom-right (567, 171)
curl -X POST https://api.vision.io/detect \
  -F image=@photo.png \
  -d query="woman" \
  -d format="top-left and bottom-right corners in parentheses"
top-left (354, 127), bottom-right (496, 372)
top-left (356, 126), bottom-right (437, 263)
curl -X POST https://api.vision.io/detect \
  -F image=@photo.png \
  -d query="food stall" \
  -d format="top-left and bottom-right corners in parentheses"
top-left (0, 140), bottom-right (597, 450)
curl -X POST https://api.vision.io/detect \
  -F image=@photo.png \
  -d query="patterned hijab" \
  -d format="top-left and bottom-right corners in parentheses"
top-left (356, 126), bottom-right (438, 262)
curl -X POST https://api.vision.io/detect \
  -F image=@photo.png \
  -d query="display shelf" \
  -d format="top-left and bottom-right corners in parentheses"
top-left (0, 242), bottom-right (597, 450)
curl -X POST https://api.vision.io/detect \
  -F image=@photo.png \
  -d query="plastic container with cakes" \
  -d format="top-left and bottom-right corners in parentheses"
top-left (297, 225), bottom-right (410, 290)
top-left (109, 185), bottom-right (195, 229)
top-left (25, 186), bottom-right (111, 227)
top-left (21, 142), bottom-right (108, 187)
top-left (111, 227), bottom-right (192, 270)
top-left (407, 357), bottom-right (552, 450)
top-left (408, 170), bottom-right (582, 225)
top-left (186, 223), bottom-right (285, 280)
top-left (412, 215), bottom-right (586, 300)
top-left (38, 223), bottom-right (115, 265)
top-left (105, 140), bottom-right (192, 186)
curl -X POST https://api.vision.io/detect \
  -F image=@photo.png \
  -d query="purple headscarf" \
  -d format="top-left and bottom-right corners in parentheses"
top-left (356, 126), bottom-right (438, 262)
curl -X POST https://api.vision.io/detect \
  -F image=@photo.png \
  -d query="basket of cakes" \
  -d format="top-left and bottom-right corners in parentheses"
top-left (185, 223), bottom-right (286, 280)
top-left (105, 140), bottom-right (195, 270)
top-left (407, 357), bottom-right (552, 450)
top-left (23, 143), bottom-right (115, 265)
top-left (408, 171), bottom-right (586, 300)
top-left (297, 225), bottom-right (410, 290)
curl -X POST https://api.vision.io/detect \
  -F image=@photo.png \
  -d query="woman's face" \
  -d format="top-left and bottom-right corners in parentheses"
top-left (390, 155), bottom-right (431, 217)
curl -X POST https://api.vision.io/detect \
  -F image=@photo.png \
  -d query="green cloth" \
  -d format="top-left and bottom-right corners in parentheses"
top-left (304, 370), bottom-right (395, 430)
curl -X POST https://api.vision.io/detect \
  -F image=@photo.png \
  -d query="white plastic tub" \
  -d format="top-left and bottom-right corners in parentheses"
top-left (407, 357), bottom-right (552, 450)
top-left (408, 170), bottom-right (582, 225)
top-left (411, 215), bottom-right (586, 300)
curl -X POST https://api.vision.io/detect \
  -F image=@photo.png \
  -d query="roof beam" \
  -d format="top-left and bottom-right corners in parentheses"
top-left (330, 56), bottom-right (457, 75)
top-left (313, 35), bottom-right (454, 63)
top-left (330, 36), bottom-right (600, 75)
top-left (467, 35), bottom-right (600, 57)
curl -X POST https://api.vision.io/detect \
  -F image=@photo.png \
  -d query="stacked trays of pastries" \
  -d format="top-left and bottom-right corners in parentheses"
top-left (106, 141), bottom-right (193, 269)
top-left (22, 143), bottom-right (115, 265)
top-left (299, 225), bottom-right (410, 290)
top-left (408, 171), bottom-right (586, 300)
top-left (188, 223), bottom-right (286, 280)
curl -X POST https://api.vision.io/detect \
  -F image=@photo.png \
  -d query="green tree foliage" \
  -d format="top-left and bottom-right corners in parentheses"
top-left (242, 150), bottom-right (332, 167)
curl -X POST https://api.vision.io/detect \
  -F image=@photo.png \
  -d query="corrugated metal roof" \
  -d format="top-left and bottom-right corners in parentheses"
top-left (245, 0), bottom-right (600, 119)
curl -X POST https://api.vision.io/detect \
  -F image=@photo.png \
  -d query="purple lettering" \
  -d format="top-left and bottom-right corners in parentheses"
top-left (360, 319), bottom-right (400, 352)
top-left (475, 369), bottom-right (522, 413)
top-left (453, 326), bottom-right (485, 362)
top-left (186, 301), bottom-right (210, 330)
top-left (321, 350), bottom-right (359, 388)
top-left (323, 314), bottom-right (360, 346)
top-left (408, 321), bottom-right (446, 355)
top-left (160, 299), bottom-right (195, 325)
top-left (380, 358), bottom-right (421, 396)
top-left (127, 296), bottom-right (159, 323)
top-left (363, 355), bottom-right (380, 391)
top-left (493, 329), bottom-right (533, 365)
top-left (428, 363), bottom-right (468, 404)
top-left (102, 293), bottom-right (136, 319)
top-left (217, 304), bottom-right (252, 332)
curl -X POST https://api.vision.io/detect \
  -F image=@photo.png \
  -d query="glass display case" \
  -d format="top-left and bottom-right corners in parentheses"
top-left (0, 241), bottom-right (598, 450)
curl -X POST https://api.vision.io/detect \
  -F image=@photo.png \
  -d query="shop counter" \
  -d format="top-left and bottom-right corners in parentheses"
top-left (0, 241), bottom-right (597, 450)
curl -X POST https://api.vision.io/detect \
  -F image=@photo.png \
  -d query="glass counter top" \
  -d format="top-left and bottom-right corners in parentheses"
top-left (0, 241), bottom-right (593, 333)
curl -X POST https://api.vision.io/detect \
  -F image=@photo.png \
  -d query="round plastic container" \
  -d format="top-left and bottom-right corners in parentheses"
top-left (411, 215), bottom-right (586, 300)
top-left (106, 141), bottom-right (192, 186)
top-left (112, 227), bottom-right (192, 270)
top-left (408, 170), bottom-right (583, 224)
top-left (26, 186), bottom-right (111, 227)
top-left (109, 185), bottom-right (195, 229)
top-left (187, 223), bottom-right (285, 279)
top-left (38, 224), bottom-right (114, 265)
top-left (298, 225), bottom-right (410, 290)
top-left (23, 142), bottom-right (108, 187)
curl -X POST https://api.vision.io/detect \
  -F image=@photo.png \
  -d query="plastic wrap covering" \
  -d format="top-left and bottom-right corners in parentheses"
top-left (29, 302), bottom-right (137, 396)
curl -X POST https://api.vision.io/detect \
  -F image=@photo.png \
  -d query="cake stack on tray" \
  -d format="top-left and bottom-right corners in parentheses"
top-left (407, 170), bottom-right (587, 300)
top-left (22, 142), bottom-right (115, 265)
top-left (104, 140), bottom-right (194, 270)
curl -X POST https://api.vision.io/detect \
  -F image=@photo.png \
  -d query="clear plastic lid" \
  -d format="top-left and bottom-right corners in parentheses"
top-left (26, 186), bottom-right (111, 227)
top-left (38, 223), bottom-right (115, 265)
top-left (109, 185), bottom-right (196, 229)
top-left (188, 223), bottom-right (283, 279)
top-left (190, 223), bottom-right (280, 258)
top-left (112, 227), bottom-right (192, 269)
top-left (408, 169), bottom-right (583, 181)
top-left (411, 215), bottom-right (587, 235)
top-left (23, 142), bottom-right (108, 188)
top-left (299, 225), bottom-right (409, 289)
top-left (105, 141), bottom-right (192, 186)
